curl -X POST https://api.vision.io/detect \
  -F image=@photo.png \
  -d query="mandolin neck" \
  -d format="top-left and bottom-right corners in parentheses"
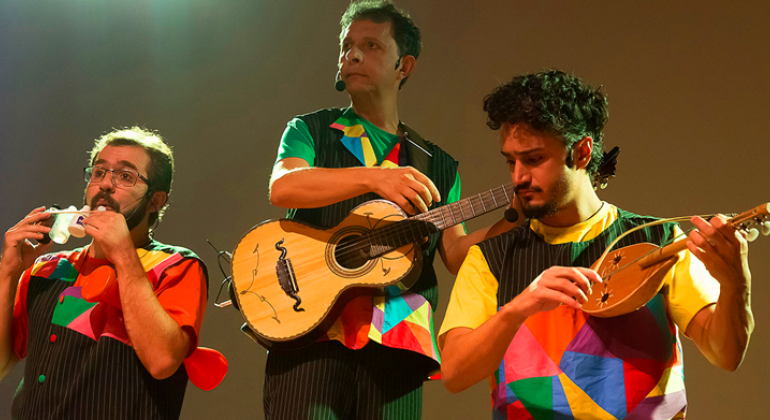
top-left (638, 204), bottom-right (770, 268)
top-left (638, 239), bottom-right (689, 268)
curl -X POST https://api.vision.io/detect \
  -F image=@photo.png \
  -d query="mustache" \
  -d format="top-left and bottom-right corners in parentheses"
top-left (90, 192), bottom-right (120, 211)
top-left (513, 184), bottom-right (542, 194)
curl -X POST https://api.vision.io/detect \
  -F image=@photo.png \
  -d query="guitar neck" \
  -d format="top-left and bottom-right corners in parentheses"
top-left (412, 184), bottom-right (515, 230)
top-left (365, 184), bottom-right (515, 259)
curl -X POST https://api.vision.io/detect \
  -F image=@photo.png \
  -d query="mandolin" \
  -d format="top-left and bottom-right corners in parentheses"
top-left (583, 203), bottom-right (770, 318)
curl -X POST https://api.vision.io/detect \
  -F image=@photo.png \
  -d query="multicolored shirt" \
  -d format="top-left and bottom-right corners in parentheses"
top-left (11, 241), bottom-right (208, 420)
top-left (276, 107), bottom-right (461, 373)
top-left (439, 204), bottom-right (720, 419)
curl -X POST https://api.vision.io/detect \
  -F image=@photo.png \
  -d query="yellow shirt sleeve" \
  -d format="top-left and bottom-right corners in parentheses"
top-left (664, 226), bottom-right (721, 334)
top-left (438, 245), bottom-right (499, 352)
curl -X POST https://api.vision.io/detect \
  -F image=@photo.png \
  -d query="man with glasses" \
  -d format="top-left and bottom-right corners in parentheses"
top-left (0, 127), bottom-right (209, 420)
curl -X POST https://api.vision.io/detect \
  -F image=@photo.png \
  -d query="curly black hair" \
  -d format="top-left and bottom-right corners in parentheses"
top-left (483, 70), bottom-right (609, 176)
top-left (340, 0), bottom-right (421, 88)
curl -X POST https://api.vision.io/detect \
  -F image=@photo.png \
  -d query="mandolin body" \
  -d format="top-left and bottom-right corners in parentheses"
top-left (230, 200), bottom-right (422, 348)
top-left (583, 242), bottom-right (678, 318)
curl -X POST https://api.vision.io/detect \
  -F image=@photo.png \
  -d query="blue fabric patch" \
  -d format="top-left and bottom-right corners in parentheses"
top-left (51, 259), bottom-right (78, 282)
top-left (380, 295), bottom-right (413, 334)
top-left (560, 351), bottom-right (626, 419)
top-left (552, 378), bottom-right (574, 420)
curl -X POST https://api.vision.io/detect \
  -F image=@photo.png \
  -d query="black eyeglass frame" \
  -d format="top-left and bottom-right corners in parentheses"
top-left (83, 166), bottom-right (150, 189)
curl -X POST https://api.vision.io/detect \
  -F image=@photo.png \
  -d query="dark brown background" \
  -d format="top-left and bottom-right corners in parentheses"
top-left (1, 0), bottom-right (768, 418)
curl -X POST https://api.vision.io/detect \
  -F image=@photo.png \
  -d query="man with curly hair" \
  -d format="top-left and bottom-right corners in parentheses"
top-left (264, 1), bottom-right (518, 419)
top-left (439, 70), bottom-right (753, 419)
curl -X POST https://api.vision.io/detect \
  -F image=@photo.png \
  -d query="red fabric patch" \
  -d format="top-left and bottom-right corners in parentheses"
top-left (383, 142), bottom-right (400, 166)
top-left (504, 323), bottom-right (562, 382)
top-left (525, 305), bottom-right (586, 367)
top-left (623, 358), bottom-right (666, 413)
top-left (506, 399), bottom-right (534, 420)
top-left (382, 321), bottom-right (422, 354)
top-left (336, 295), bottom-right (374, 347)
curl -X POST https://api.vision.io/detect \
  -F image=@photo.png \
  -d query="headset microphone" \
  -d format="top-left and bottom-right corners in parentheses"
top-left (335, 70), bottom-right (346, 92)
top-left (504, 207), bottom-right (519, 223)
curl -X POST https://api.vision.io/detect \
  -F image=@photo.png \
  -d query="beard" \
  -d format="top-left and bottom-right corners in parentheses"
top-left (85, 190), bottom-right (152, 231)
top-left (517, 172), bottom-right (572, 220)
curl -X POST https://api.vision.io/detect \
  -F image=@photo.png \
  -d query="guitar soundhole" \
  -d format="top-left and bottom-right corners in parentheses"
top-left (335, 234), bottom-right (371, 269)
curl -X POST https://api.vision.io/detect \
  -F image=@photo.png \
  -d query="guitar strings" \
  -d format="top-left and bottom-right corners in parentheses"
top-left (327, 185), bottom-right (514, 262)
top-left (281, 186), bottom-right (515, 273)
top-left (331, 186), bottom-right (512, 257)
top-left (311, 169), bottom-right (610, 264)
top-left (309, 190), bottom-right (509, 266)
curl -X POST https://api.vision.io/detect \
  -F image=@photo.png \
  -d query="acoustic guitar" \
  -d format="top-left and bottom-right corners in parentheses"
top-left (583, 203), bottom-right (769, 318)
top-left (230, 184), bottom-right (515, 348)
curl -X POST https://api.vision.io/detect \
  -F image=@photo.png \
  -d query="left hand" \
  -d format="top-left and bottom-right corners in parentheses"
top-left (688, 214), bottom-right (751, 289)
top-left (82, 211), bottom-right (135, 263)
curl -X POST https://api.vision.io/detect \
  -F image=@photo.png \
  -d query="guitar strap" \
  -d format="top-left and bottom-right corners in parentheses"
top-left (398, 123), bottom-right (432, 175)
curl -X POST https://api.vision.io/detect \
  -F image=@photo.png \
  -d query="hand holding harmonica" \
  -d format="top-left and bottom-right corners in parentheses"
top-left (40, 205), bottom-right (108, 244)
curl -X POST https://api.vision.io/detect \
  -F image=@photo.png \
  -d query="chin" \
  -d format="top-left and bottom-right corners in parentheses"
top-left (346, 83), bottom-right (374, 94)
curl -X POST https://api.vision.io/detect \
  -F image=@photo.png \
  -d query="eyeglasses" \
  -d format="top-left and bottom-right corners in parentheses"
top-left (84, 166), bottom-right (150, 188)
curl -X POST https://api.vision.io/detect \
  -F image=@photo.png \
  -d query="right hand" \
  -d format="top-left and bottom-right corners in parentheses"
top-left (507, 266), bottom-right (602, 318)
top-left (0, 207), bottom-right (54, 279)
top-left (369, 166), bottom-right (441, 215)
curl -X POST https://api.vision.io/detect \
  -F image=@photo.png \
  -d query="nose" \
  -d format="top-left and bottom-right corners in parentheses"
top-left (344, 46), bottom-right (363, 64)
top-left (511, 162), bottom-right (531, 186)
top-left (97, 171), bottom-right (117, 191)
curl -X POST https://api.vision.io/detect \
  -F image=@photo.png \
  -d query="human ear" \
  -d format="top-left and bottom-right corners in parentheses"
top-left (574, 136), bottom-right (594, 170)
top-left (150, 191), bottom-right (168, 215)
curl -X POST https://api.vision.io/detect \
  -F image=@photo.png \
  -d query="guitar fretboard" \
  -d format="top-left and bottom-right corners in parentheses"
top-left (363, 184), bottom-right (515, 258)
top-left (412, 184), bottom-right (515, 230)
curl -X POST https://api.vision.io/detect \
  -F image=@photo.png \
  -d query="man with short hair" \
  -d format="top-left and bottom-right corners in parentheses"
top-left (439, 70), bottom-right (754, 419)
top-left (265, 1), bottom-right (515, 419)
top-left (0, 127), bottom-right (209, 419)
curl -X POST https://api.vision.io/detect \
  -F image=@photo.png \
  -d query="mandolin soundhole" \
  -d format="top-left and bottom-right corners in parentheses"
top-left (334, 234), bottom-right (371, 269)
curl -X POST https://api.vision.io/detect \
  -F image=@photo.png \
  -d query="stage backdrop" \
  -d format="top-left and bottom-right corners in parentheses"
top-left (1, 0), bottom-right (768, 418)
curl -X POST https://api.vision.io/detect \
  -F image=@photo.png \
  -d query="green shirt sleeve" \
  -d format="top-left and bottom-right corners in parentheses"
top-left (447, 172), bottom-right (467, 233)
top-left (275, 118), bottom-right (316, 166)
top-left (447, 172), bottom-right (462, 204)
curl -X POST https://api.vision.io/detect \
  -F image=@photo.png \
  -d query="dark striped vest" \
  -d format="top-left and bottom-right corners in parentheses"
top-left (287, 108), bottom-right (459, 308)
top-left (12, 241), bottom-right (208, 420)
top-left (477, 209), bottom-right (688, 420)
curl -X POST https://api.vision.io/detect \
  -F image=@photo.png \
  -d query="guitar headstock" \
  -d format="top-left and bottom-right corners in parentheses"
top-left (728, 203), bottom-right (770, 242)
top-left (593, 146), bottom-right (620, 190)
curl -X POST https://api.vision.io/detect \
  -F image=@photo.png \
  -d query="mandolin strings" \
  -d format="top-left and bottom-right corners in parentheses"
top-left (594, 215), bottom-right (716, 275)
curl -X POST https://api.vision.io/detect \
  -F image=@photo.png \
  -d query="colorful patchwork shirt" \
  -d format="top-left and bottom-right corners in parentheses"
top-left (276, 108), bottom-right (462, 373)
top-left (439, 204), bottom-right (720, 419)
top-left (11, 241), bottom-right (208, 420)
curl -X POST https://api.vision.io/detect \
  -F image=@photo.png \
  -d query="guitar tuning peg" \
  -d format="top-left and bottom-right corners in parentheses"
top-left (746, 228), bottom-right (760, 242)
top-left (761, 220), bottom-right (770, 236)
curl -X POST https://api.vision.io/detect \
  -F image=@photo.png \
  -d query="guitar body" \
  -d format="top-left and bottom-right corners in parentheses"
top-left (583, 243), bottom-right (677, 318)
top-left (231, 200), bottom-right (422, 348)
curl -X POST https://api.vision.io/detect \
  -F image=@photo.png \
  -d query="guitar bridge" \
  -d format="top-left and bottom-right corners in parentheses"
top-left (275, 239), bottom-right (304, 312)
